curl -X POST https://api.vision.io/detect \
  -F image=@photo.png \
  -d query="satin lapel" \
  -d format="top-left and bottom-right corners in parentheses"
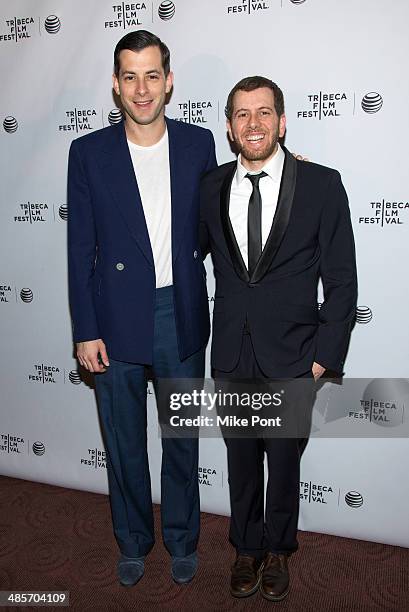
top-left (250, 148), bottom-right (297, 284)
top-left (99, 122), bottom-right (153, 266)
top-left (166, 118), bottom-right (194, 264)
top-left (220, 163), bottom-right (250, 283)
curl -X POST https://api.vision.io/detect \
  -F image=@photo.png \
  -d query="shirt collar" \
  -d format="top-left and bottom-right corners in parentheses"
top-left (235, 143), bottom-right (285, 186)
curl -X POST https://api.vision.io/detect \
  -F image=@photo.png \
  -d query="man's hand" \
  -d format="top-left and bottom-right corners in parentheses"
top-left (292, 153), bottom-right (310, 161)
top-left (312, 361), bottom-right (325, 381)
top-left (77, 339), bottom-right (109, 373)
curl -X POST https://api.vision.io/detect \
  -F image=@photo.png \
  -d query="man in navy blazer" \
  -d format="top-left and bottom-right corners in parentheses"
top-left (67, 30), bottom-right (216, 586)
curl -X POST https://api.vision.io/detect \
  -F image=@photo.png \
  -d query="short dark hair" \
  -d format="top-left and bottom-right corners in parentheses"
top-left (225, 76), bottom-right (285, 121)
top-left (114, 30), bottom-right (170, 76)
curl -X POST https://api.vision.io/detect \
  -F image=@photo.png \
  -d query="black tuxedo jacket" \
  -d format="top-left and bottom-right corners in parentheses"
top-left (200, 147), bottom-right (357, 377)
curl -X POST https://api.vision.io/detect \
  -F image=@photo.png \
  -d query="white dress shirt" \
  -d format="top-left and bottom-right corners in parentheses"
top-left (229, 144), bottom-right (285, 269)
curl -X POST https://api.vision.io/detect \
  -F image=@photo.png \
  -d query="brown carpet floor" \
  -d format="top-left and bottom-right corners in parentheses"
top-left (0, 475), bottom-right (407, 611)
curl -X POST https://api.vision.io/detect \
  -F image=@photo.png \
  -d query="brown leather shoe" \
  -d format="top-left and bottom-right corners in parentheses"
top-left (259, 552), bottom-right (290, 601)
top-left (230, 555), bottom-right (264, 598)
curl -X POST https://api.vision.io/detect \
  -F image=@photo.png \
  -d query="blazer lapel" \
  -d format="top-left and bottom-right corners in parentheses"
top-left (220, 163), bottom-right (250, 283)
top-left (166, 117), bottom-right (194, 264)
top-left (250, 147), bottom-right (297, 283)
top-left (99, 121), bottom-right (153, 267)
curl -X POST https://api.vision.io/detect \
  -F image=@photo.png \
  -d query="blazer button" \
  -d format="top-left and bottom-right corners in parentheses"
top-left (193, 250), bottom-right (198, 259)
top-left (116, 263), bottom-right (125, 271)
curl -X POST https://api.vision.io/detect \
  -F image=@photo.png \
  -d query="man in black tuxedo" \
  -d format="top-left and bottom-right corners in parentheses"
top-left (200, 77), bottom-right (357, 601)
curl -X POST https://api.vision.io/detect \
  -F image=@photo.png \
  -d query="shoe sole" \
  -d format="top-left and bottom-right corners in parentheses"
top-left (230, 564), bottom-right (264, 598)
top-left (259, 584), bottom-right (290, 601)
top-left (172, 577), bottom-right (194, 585)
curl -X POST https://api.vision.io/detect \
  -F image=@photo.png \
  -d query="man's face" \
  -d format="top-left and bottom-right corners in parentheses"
top-left (227, 87), bottom-right (286, 165)
top-left (112, 45), bottom-right (173, 127)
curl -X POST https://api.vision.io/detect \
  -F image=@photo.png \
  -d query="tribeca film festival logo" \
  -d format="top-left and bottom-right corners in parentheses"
top-left (173, 100), bottom-right (218, 125)
top-left (0, 433), bottom-right (25, 454)
top-left (27, 364), bottom-right (83, 385)
top-left (297, 91), bottom-right (349, 120)
top-left (226, 0), bottom-right (270, 15)
top-left (358, 199), bottom-right (408, 226)
top-left (81, 448), bottom-right (107, 469)
top-left (348, 379), bottom-right (407, 427)
top-left (300, 480), bottom-right (336, 505)
top-left (297, 91), bottom-right (383, 120)
top-left (13, 201), bottom-right (67, 223)
top-left (198, 466), bottom-right (223, 488)
top-left (28, 364), bottom-right (63, 384)
top-left (58, 108), bottom-right (100, 133)
top-left (0, 15), bottom-right (61, 42)
top-left (104, 3), bottom-right (150, 29)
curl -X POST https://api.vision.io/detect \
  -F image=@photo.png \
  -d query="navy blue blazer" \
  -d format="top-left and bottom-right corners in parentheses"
top-left (67, 117), bottom-right (217, 364)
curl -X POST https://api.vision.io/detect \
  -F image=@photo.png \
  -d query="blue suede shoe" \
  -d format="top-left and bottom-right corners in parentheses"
top-left (117, 554), bottom-right (145, 587)
top-left (171, 551), bottom-right (198, 584)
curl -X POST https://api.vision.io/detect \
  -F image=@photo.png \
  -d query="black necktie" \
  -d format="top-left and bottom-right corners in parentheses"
top-left (246, 171), bottom-right (267, 276)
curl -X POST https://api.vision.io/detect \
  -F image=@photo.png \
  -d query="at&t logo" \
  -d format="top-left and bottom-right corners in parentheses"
top-left (3, 116), bottom-right (18, 133)
top-left (59, 205), bottom-right (68, 220)
top-left (108, 108), bottom-right (123, 125)
top-left (355, 306), bottom-right (372, 324)
top-left (69, 370), bottom-right (82, 385)
top-left (32, 441), bottom-right (46, 456)
top-left (361, 92), bottom-right (383, 113)
top-left (20, 288), bottom-right (33, 303)
top-left (345, 491), bottom-right (363, 508)
top-left (158, 1), bottom-right (175, 20)
top-left (44, 15), bottom-right (61, 34)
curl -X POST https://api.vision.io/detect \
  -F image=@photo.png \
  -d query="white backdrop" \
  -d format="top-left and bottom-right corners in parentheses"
top-left (1, 0), bottom-right (408, 548)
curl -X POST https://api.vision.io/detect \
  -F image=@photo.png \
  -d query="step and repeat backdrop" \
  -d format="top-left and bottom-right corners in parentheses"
top-left (1, 0), bottom-right (408, 548)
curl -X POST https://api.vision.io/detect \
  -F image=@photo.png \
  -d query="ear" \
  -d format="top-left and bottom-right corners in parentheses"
top-left (279, 114), bottom-right (286, 138)
top-left (226, 119), bottom-right (234, 142)
top-left (112, 73), bottom-right (120, 97)
top-left (165, 70), bottom-right (174, 94)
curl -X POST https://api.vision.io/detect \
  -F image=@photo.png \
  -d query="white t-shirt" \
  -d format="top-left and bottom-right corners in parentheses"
top-left (127, 129), bottom-right (172, 288)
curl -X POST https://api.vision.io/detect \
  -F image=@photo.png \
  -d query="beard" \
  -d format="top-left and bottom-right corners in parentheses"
top-left (237, 126), bottom-right (280, 163)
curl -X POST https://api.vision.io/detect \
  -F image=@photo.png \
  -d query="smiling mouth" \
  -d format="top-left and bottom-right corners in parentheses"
top-left (134, 100), bottom-right (153, 108)
top-left (246, 133), bottom-right (265, 142)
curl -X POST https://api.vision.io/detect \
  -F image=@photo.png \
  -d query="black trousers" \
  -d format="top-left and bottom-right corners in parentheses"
top-left (214, 332), bottom-right (313, 558)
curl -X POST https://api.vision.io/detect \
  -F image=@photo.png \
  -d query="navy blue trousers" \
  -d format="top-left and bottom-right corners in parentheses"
top-left (95, 286), bottom-right (204, 558)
